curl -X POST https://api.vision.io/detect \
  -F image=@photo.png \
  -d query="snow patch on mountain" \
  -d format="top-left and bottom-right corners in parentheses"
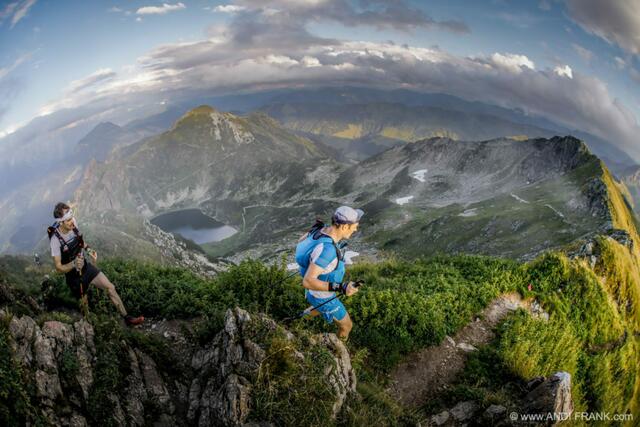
top-left (395, 196), bottom-right (414, 205)
top-left (344, 250), bottom-right (359, 265)
top-left (511, 193), bottom-right (530, 204)
top-left (459, 208), bottom-right (478, 217)
top-left (228, 119), bottom-right (255, 144)
top-left (209, 112), bottom-right (222, 140)
top-left (411, 169), bottom-right (428, 182)
top-left (545, 204), bottom-right (565, 218)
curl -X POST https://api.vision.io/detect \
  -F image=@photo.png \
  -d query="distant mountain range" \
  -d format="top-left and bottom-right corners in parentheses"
top-left (258, 87), bottom-right (635, 171)
top-left (2, 86), bottom-right (638, 261)
top-left (57, 104), bottom-right (631, 267)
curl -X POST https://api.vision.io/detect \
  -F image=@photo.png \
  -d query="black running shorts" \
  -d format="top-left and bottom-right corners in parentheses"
top-left (65, 261), bottom-right (101, 299)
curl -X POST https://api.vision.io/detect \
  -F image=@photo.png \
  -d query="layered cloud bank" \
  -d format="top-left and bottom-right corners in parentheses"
top-left (2, 0), bottom-right (640, 162)
top-left (566, 0), bottom-right (640, 56)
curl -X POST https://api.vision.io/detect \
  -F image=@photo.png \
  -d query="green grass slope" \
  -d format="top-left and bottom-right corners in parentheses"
top-left (1, 158), bottom-right (638, 426)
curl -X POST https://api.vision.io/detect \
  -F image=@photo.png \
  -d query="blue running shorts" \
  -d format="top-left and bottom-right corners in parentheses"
top-left (305, 289), bottom-right (347, 323)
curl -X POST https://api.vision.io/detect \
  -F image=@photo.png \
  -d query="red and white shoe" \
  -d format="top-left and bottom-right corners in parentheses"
top-left (124, 315), bottom-right (145, 326)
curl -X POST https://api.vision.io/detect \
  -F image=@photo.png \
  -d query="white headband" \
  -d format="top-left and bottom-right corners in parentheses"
top-left (56, 209), bottom-right (74, 223)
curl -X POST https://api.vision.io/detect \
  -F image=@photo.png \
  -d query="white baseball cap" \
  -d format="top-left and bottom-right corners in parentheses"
top-left (333, 206), bottom-right (364, 224)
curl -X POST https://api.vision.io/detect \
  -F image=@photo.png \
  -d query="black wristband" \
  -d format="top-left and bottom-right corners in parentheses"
top-left (328, 282), bottom-right (341, 292)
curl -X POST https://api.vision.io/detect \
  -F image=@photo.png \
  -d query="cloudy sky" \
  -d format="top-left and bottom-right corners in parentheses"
top-left (1, 0), bottom-right (640, 160)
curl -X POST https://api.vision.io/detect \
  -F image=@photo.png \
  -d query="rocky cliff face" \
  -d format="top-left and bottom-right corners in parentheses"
top-left (1, 301), bottom-right (355, 426)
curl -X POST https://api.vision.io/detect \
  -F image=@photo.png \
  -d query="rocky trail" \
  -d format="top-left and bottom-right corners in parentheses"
top-left (389, 292), bottom-right (547, 407)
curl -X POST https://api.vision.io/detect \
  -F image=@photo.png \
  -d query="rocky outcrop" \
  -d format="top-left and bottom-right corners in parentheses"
top-left (188, 307), bottom-right (356, 425)
top-left (428, 372), bottom-right (572, 426)
top-left (8, 315), bottom-right (95, 426)
top-left (2, 307), bottom-right (355, 426)
top-left (309, 332), bottom-right (357, 417)
top-left (142, 219), bottom-right (231, 277)
top-left (188, 307), bottom-right (264, 426)
top-left (522, 371), bottom-right (573, 425)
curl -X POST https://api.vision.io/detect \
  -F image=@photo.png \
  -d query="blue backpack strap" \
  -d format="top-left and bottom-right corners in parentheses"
top-left (309, 229), bottom-right (346, 283)
top-left (311, 228), bottom-right (343, 262)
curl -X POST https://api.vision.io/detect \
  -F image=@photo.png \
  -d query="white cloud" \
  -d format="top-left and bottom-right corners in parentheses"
top-left (566, 0), bottom-right (640, 56)
top-left (65, 68), bottom-right (116, 93)
top-left (496, 12), bottom-right (543, 29)
top-left (233, 0), bottom-right (470, 33)
top-left (0, 52), bottom-right (31, 80)
top-left (614, 56), bottom-right (626, 69)
top-left (136, 2), bottom-right (185, 15)
top-left (213, 5), bottom-right (247, 13)
top-left (4, 0), bottom-right (640, 164)
top-left (0, 52), bottom-right (34, 126)
top-left (301, 56), bottom-right (321, 67)
top-left (554, 65), bottom-right (573, 78)
top-left (28, 37), bottom-right (640, 160)
top-left (489, 53), bottom-right (535, 73)
top-left (0, 0), bottom-right (37, 28)
top-left (572, 43), bottom-right (594, 62)
top-left (136, 17), bottom-right (143, 22)
top-left (108, 6), bottom-right (123, 13)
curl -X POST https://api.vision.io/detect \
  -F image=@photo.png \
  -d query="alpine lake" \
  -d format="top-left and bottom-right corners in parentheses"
top-left (150, 208), bottom-right (237, 245)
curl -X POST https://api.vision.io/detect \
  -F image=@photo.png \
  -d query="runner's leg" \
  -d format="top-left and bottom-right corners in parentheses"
top-left (334, 312), bottom-right (353, 339)
top-left (90, 273), bottom-right (127, 316)
top-left (306, 307), bottom-right (321, 317)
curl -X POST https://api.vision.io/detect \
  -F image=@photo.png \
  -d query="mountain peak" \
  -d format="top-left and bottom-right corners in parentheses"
top-left (172, 105), bottom-right (226, 129)
top-left (77, 121), bottom-right (125, 147)
top-left (94, 121), bottom-right (122, 131)
top-left (190, 105), bottom-right (219, 114)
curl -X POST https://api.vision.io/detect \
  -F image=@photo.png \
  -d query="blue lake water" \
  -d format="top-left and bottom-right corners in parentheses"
top-left (150, 208), bottom-right (237, 244)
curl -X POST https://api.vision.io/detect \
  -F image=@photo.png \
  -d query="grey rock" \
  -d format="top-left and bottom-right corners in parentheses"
top-left (136, 349), bottom-right (174, 411)
top-left (483, 404), bottom-right (507, 423)
top-left (72, 320), bottom-right (95, 402)
top-left (34, 329), bottom-right (57, 371)
top-left (35, 368), bottom-right (62, 402)
top-left (314, 333), bottom-right (357, 417)
top-left (188, 307), bottom-right (356, 425)
top-left (450, 400), bottom-right (479, 421)
top-left (431, 410), bottom-right (450, 426)
top-left (523, 371), bottom-right (573, 425)
top-left (527, 376), bottom-right (545, 390)
top-left (107, 392), bottom-right (127, 427)
top-left (8, 315), bottom-right (38, 366)
top-left (456, 342), bottom-right (478, 352)
top-left (211, 374), bottom-right (252, 427)
top-left (67, 413), bottom-right (89, 427)
top-left (485, 404), bottom-right (506, 416)
top-left (583, 242), bottom-right (593, 255)
top-left (188, 308), bottom-right (266, 426)
top-left (124, 347), bottom-right (148, 426)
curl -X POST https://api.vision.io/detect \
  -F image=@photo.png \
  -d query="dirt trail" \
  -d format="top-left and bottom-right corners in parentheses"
top-left (389, 292), bottom-right (533, 407)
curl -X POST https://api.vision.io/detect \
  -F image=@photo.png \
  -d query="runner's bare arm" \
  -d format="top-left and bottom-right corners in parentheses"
top-left (302, 263), bottom-right (334, 291)
top-left (52, 255), bottom-right (77, 274)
